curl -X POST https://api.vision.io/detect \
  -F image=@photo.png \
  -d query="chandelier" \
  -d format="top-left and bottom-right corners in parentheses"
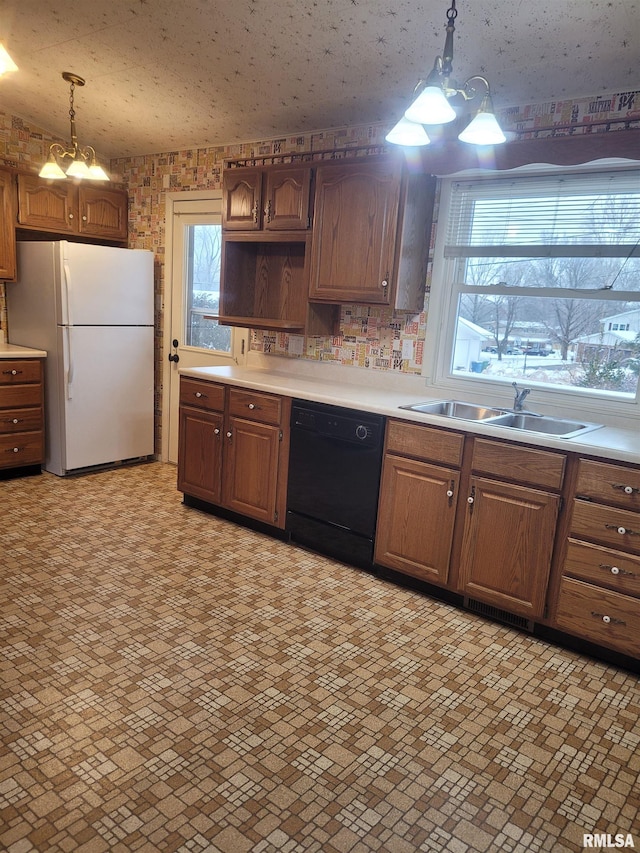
top-left (386, 0), bottom-right (506, 147)
top-left (39, 72), bottom-right (110, 181)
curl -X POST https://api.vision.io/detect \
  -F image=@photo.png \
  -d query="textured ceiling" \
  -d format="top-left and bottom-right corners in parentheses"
top-left (0, 0), bottom-right (638, 159)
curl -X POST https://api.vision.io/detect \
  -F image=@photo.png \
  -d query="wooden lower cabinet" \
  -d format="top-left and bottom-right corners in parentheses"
top-left (0, 358), bottom-right (45, 471)
top-left (458, 476), bottom-right (560, 619)
top-left (375, 455), bottom-right (459, 585)
top-left (177, 406), bottom-right (223, 504)
top-left (223, 416), bottom-right (282, 524)
top-left (552, 457), bottom-right (640, 657)
top-left (177, 377), bottom-right (290, 528)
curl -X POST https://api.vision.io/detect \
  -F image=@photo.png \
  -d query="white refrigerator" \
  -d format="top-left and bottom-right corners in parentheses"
top-left (6, 241), bottom-right (155, 476)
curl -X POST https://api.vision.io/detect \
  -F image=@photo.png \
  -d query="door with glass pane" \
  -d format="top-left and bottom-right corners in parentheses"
top-left (166, 194), bottom-right (246, 463)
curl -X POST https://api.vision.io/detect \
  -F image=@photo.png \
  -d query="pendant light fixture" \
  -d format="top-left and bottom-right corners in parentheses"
top-left (386, 0), bottom-right (506, 148)
top-left (39, 72), bottom-right (110, 181)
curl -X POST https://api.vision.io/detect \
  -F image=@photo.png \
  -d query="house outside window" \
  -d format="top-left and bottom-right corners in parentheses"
top-left (426, 168), bottom-right (640, 409)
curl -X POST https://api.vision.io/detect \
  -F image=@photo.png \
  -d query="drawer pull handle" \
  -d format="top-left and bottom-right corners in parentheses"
top-left (599, 563), bottom-right (636, 578)
top-left (5, 446), bottom-right (20, 453)
top-left (3, 369), bottom-right (22, 376)
top-left (591, 611), bottom-right (627, 627)
top-left (214, 428), bottom-right (220, 436)
top-left (194, 391), bottom-right (207, 399)
top-left (446, 490), bottom-right (454, 498)
top-left (605, 524), bottom-right (638, 537)
top-left (613, 483), bottom-right (640, 495)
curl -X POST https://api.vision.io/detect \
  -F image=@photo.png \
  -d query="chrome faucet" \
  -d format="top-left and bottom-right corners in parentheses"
top-left (512, 382), bottom-right (531, 411)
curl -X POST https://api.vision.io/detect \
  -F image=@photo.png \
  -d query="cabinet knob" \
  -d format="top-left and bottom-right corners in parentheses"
top-left (602, 615), bottom-right (611, 624)
top-left (446, 490), bottom-right (454, 498)
top-left (12, 418), bottom-right (19, 424)
top-left (68, 213), bottom-right (74, 219)
top-left (82, 215), bottom-right (87, 221)
top-left (610, 566), bottom-right (620, 575)
top-left (214, 428), bottom-right (220, 435)
top-left (467, 496), bottom-right (474, 504)
top-left (248, 403), bottom-right (255, 409)
top-left (605, 523), bottom-right (638, 537)
top-left (226, 431), bottom-right (232, 438)
top-left (613, 482), bottom-right (639, 495)
top-left (381, 278), bottom-right (389, 289)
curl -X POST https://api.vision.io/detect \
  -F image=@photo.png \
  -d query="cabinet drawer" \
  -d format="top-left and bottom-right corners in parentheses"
top-left (179, 378), bottom-right (225, 412)
top-left (228, 388), bottom-right (282, 425)
top-left (564, 539), bottom-right (640, 597)
top-left (386, 419), bottom-right (464, 467)
top-left (571, 500), bottom-right (640, 555)
top-left (0, 360), bottom-right (42, 384)
top-left (0, 431), bottom-right (44, 467)
top-left (555, 577), bottom-right (640, 657)
top-left (0, 384), bottom-right (42, 408)
top-left (0, 408), bottom-right (42, 434)
top-left (471, 438), bottom-right (565, 490)
top-left (576, 458), bottom-right (640, 512)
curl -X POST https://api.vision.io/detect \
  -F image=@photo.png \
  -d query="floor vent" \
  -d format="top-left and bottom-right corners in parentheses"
top-left (464, 597), bottom-right (534, 633)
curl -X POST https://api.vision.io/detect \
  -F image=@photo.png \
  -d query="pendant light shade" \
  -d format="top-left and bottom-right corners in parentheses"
top-left (0, 44), bottom-right (18, 75)
top-left (404, 85), bottom-right (456, 125)
top-left (385, 117), bottom-right (431, 147)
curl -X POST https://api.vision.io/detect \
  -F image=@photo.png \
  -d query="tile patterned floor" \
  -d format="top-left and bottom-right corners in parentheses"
top-left (1, 461), bottom-right (639, 853)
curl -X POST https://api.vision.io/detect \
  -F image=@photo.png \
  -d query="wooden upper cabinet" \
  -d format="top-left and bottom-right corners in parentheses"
top-left (263, 167), bottom-right (311, 230)
top-left (222, 168), bottom-right (263, 230)
top-left (78, 185), bottom-right (128, 241)
top-left (16, 174), bottom-right (128, 243)
top-left (308, 156), bottom-right (435, 309)
top-left (17, 174), bottom-right (77, 234)
top-left (309, 158), bottom-right (401, 305)
top-left (222, 165), bottom-right (311, 231)
top-left (0, 168), bottom-right (17, 280)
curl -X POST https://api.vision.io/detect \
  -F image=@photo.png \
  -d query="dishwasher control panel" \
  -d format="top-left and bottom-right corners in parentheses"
top-left (292, 401), bottom-right (383, 448)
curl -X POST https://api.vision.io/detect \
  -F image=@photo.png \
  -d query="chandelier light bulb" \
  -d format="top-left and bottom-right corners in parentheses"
top-left (405, 85), bottom-right (456, 125)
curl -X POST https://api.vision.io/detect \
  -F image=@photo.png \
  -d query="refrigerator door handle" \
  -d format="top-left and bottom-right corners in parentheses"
top-left (65, 325), bottom-right (74, 399)
top-left (63, 262), bottom-right (72, 326)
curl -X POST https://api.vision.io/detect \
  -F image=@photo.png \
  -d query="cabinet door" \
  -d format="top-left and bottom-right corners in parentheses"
top-left (177, 406), bottom-right (224, 504)
top-left (78, 186), bottom-right (128, 241)
top-left (375, 455), bottom-right (459, 585)
top-left (17, 174), bottom-right (77, 233)
top-left (459, 476), bottom-right (560, 619)
top-left (0, 168), bottom-right (16, 280)
top-left (309, 159), bottom-right (401, 304)
top-left (223, 416), bottom-right (281, 525)
top-left (264, 167), bottom-right (311, 230)
top-left (222, 168), bottom-right (263, 230)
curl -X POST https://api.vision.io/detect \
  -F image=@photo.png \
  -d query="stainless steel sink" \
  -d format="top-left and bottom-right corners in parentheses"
top-left (399, 400), bottom-right (603, 439)
top-left (399, 400), bottom-right (509, 421)
top-left (490, 412), bottom-right (603, 438)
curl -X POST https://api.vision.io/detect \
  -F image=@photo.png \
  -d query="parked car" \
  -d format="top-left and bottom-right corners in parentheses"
top-left (505, 347), bottom-right (522, 355)
top-left (524, 347), bottom-right (550, 356)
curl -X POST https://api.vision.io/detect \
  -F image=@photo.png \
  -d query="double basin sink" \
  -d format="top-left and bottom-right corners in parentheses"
top-left (399, 400), bottom-right (603, 439)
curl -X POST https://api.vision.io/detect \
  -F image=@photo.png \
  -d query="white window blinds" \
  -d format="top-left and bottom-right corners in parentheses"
top-left (445, 170), bottom-right (640, 257)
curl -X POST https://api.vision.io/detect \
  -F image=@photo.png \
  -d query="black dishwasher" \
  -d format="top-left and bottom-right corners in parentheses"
top-left (286, 399), bottom-right (385, 569)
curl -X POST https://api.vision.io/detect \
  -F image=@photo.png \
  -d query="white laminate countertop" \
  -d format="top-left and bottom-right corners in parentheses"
top-left (0, 342), bottom-right (47, 358)
top-left (180, 361), bottom-right (640, 465)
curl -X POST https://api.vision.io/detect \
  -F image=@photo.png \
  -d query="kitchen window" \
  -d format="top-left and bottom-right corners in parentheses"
top-left (427, 169), bottom-right (640, 407)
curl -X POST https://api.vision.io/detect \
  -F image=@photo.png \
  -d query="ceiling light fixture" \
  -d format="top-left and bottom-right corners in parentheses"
top-left (39, 72), bottom-right (109, 182)
top-left (0, 43), bottom-right (18, 76)
top-left (386, 0), bottom-right (506, 148)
